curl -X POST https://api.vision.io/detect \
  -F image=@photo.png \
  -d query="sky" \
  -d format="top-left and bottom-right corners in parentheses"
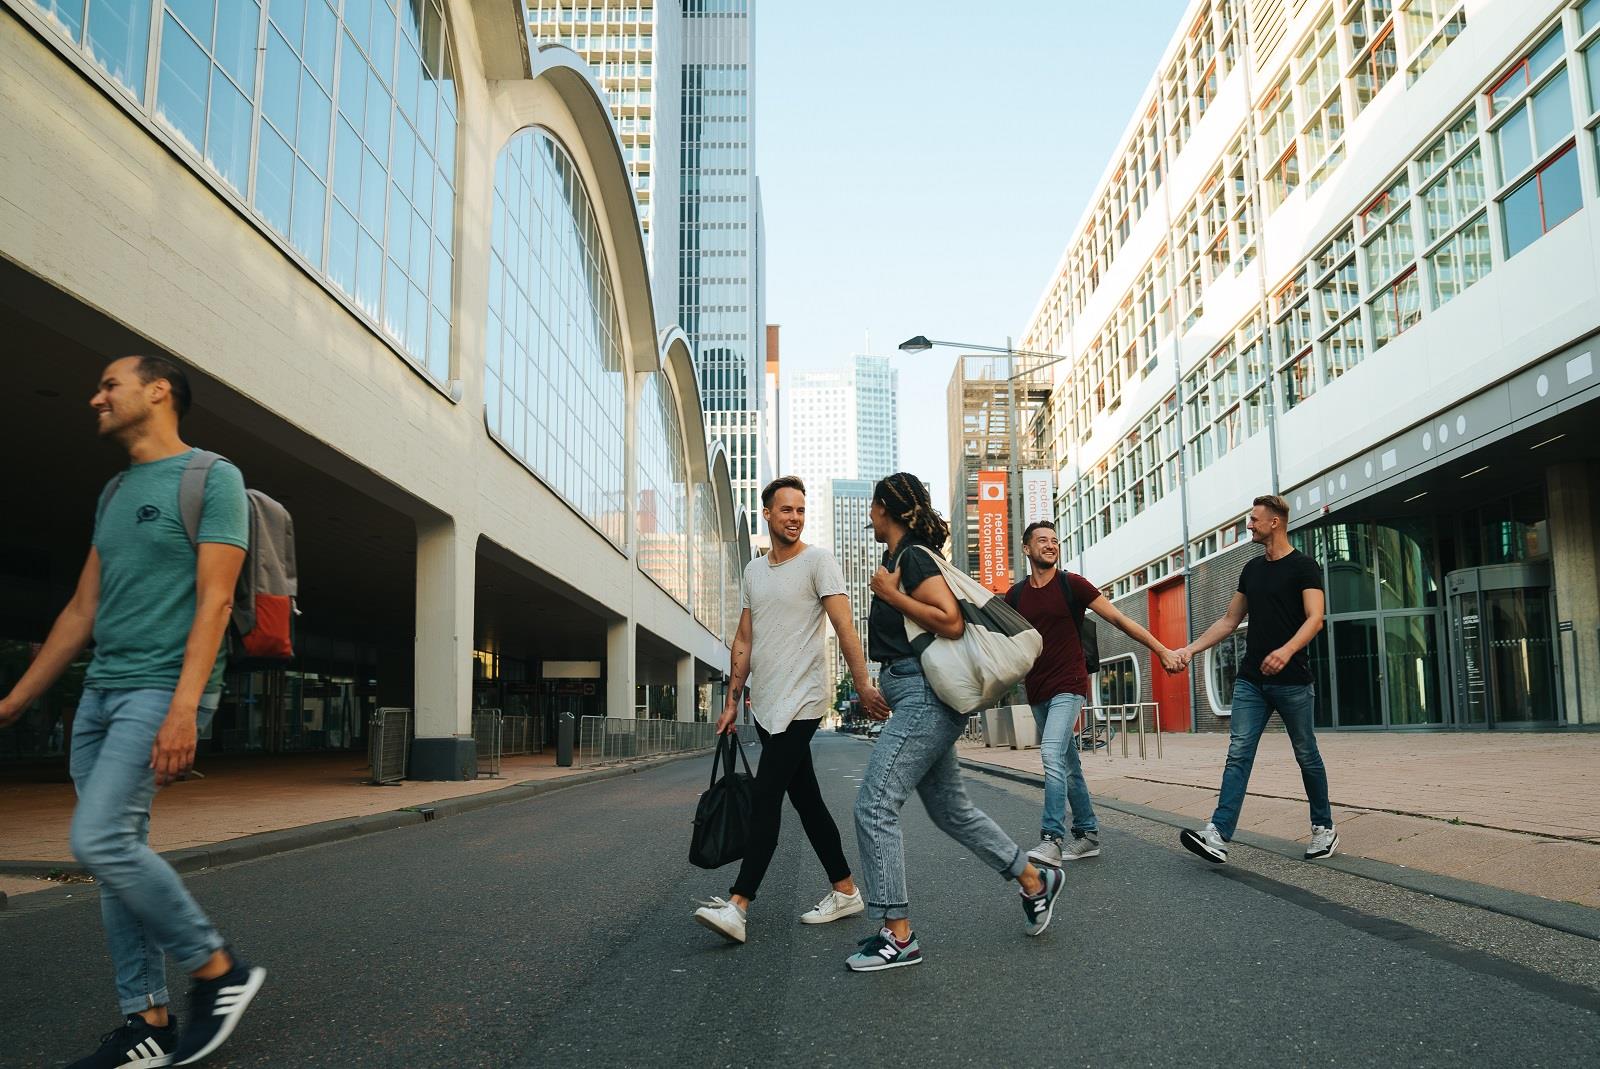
top-left (755, 0), bottom-right (1192, 514)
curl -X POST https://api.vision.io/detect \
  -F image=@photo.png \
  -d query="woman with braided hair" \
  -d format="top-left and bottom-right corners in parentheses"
top-left (843, 473), bottom-right (1062, 973)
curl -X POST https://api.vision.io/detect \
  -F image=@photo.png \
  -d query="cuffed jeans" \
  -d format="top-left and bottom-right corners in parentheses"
top-left (70, 688), bottom-right (225, 1014)
top-left (1031, 692), bottom-right (1097, 839)
top-left (1211, 679), bottom-right (1332, 840)
top-left (854, 660), bottom-right (1027, 922)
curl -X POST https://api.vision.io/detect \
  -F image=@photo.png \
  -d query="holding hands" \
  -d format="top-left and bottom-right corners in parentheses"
top-left (1159, 647), bottom-right (1191, 674)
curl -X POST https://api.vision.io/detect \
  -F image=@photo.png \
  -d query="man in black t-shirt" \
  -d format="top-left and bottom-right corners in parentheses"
top-left (1173, 494), bottom-right (1336, 865)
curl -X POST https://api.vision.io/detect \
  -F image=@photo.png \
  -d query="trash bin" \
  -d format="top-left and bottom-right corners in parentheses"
top-left (556, 710), bottom-right (575, 767)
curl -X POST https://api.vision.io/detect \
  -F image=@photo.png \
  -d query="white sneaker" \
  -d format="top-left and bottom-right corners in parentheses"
top-left (692, 897), bottom-right (746, 943)
top-left (1305, 824), bottom-right (1339, 860)
top-left (799, 888), bottom-right (864, 925)
top-left (1179, 822), bottom-right (1228, 864)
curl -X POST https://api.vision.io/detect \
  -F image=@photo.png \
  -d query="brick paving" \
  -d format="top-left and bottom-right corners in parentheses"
top-left (960, 729), bottom-right (1600, 908)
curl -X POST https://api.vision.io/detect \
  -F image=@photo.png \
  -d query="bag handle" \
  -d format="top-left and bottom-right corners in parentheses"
top-left (709, 728), bottom-right (752, 787)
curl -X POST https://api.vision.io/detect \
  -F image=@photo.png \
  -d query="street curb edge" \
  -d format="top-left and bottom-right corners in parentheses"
top-left (957, 755), bottom-right (1600, 943)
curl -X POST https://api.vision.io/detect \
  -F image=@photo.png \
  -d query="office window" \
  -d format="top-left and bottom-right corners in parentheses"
top-left (1361, 174), bottom-right (1419, 349)
top-left (1344, 0), bottom-right (1398, 113)
top-left (1274, 271), bottom-right (1317, 409)
top-left (1489, 25), bottom-right (1580, 257)
top-left (1259, 78), bottom-right (1300, 210)
top-left (1314, 224), bottom-right (1364, 378)
top-left (1403, 0), bottom-right (1467, 85)
top-left (1417, 111), bottom-right (1490, 305)
top-left (1297, 12), bottom-right (1346, 192)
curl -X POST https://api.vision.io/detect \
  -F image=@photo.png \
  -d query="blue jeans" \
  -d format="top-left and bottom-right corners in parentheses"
top-left (1031, 693), bottom-right (1097, 839)
top-left (1211, 679), bottom-right (1332, 841)
top-left (854, 660), bottom-right (1027, 922)
top-left (70, 688), bottom-right (224, 1014)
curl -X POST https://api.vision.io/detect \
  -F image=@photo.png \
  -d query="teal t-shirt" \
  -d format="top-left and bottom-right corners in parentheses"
top-left (86, 450), bottom-right (249, 693)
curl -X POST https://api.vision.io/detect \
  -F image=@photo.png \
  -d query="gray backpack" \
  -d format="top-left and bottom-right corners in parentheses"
top-left (97, 450), bottom-right (298, 659)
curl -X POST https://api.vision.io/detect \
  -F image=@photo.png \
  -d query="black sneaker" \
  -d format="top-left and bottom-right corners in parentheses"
top-left (1020, 865), bottom-right (1062, 936)
top-left (171, 951), bottom-right (266, 1065)
top-left (67, 1014), bottom-right (179, 1068)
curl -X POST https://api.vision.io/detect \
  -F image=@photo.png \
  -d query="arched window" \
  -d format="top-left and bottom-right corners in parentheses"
top-left (637, 372), bottom-right (690, 604)
top-left (25, 0), bottom-right (459, 380)
top-left (693, 483), bottom-right (722, 636)
top-left (487, 128), bottom-right (627, 545)
top-left (1206, 628), bottom-right (1248, 716)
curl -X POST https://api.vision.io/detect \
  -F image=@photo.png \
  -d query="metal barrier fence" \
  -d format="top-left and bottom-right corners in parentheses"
top-left (576, 716), bottom-right (716, 765)
top-left (501, 714), bottom-right (544, 756)
top-left (473, 710), bottom-right (503, 778)
top-left (1078, 703), bottom-right (1163, 759)
top-left (368, 707), bottom-right (412, 785)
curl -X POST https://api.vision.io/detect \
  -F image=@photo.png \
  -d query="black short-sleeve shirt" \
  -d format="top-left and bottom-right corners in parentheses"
top-left (1237, 549), bottom-right (1324, 685)
top-left (868, 540), bottom-right (945, 663)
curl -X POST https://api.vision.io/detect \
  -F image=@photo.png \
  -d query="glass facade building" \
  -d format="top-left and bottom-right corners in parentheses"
top-left (27, 0), bottom-right (459, 383)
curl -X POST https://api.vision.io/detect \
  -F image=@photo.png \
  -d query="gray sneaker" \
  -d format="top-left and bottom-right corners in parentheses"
top-left (1026, 834), bottom-right (1064, 866)
top-left (1179, 822), bottom-right (1228, 864)
top-left (1061, 833), bottom-right (1101, 860)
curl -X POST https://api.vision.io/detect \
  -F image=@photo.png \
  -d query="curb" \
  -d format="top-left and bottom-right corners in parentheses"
top-left (957, 754), bottom-right (1600, 944)
top-left (0, 750), bottom-right (705, 885)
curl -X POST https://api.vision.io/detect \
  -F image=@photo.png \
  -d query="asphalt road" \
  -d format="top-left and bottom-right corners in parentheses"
top-left (4, 733), bottom-right (1598, 1068)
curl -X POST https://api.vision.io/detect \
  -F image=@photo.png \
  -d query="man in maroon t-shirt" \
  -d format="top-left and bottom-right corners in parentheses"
top-left (1006, 522), bottom-right (1185, 865)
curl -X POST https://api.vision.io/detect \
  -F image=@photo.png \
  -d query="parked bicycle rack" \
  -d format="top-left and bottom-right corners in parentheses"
top-left (1078, 703), bottom-right (1163, 759)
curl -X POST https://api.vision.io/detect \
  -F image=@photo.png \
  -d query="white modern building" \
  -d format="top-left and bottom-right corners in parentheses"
top-left (527, 0), bottom-right (768, 534)
top-left (0, 0), bottom-right (749, 776)
top-left (787, 354), bottom-right (899, 549)
top-left (827, 479), bottom-right (878, 692)
top-left (1021, 0), bottom-right (1600, 733)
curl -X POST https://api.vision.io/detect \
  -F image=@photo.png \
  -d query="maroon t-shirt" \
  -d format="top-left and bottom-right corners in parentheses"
top-left (1011, 572), bottom-right (1103, 701)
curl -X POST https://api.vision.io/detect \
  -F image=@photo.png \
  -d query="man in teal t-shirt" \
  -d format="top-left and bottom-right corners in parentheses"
top-left (0, 355), bottom-right (268, 1067)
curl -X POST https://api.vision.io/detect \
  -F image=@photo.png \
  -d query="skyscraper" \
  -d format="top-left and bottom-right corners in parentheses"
top-left (788, 353), bottom-right (899, 549)
top-left (528, 0), bottom-right (766, 532)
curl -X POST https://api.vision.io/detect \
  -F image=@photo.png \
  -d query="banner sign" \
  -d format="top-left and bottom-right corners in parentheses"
top-left (1022, 469), bottom-right (1055, 528)
top-left (977, 470), bottom-right (1010, 593)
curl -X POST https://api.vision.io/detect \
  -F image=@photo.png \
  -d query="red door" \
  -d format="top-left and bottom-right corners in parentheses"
top-left (1148, 579), bottom-right (1191, 732)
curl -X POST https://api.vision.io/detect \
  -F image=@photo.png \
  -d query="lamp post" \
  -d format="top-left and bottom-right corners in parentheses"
top-left (897, 336), bottom-right (1073, 585)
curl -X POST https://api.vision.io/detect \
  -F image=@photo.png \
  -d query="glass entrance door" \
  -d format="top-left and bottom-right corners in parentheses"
top-left (1445, 564), bottom-right (1561, 726)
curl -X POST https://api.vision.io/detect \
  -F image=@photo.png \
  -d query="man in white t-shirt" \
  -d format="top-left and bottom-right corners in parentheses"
top-left (693, 476), bottom-right (890, 945)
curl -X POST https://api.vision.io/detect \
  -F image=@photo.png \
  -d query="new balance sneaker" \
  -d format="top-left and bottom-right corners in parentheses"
top-left (1020, 865), bottom-right (1063, 937)
top-left (845, 928), bottom-right (922, 972)
top-left (1305, 824), bottom-right (1339, 860)
top-left (171, 951), bottom-right (265, 1066)
top-left (1026, 834), bottom-right (1064, 867)
top-left (67, 1014), bottom-right (178, 1068)
top-left (1061, 833), bottom-right (1101, 861)
top-left (800, 887), bottom-right (864, 925)
top-left (692, 896), bottom-right (747, 943)
top-left (1179, 822), bottom-right (1228, 864)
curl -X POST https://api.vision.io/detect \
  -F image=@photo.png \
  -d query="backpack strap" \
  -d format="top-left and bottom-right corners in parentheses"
top-left (93, 474), bottom-right (126, 538)
top-left (178, 450), bottom-right (223, 546)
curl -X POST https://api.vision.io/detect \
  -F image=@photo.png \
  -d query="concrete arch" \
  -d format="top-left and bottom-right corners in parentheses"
top-left (660, 327), bottom-right (710, 485)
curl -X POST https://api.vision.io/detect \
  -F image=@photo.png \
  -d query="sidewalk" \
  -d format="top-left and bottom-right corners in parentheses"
top-left (958, 730), bottom-right (1600, 909)
top-left (0, 750), bottom-right (673, 900)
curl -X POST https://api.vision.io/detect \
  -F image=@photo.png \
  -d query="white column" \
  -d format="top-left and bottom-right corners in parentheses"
top-left (606, 619), bottom-right (636, 719)
top-left (1547, 462), bottom-right (1600, 725)
top-left (413, 517), bottom-right (476, 778)
top-left (676, 654), bottom-right (695, 722)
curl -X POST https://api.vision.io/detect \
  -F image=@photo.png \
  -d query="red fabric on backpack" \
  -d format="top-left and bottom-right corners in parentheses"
top-left (241, 594), bottom-right (294, 659)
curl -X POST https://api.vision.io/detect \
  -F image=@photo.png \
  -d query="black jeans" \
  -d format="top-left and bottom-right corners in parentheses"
top-left (729, 718), bottom-right (852, 901)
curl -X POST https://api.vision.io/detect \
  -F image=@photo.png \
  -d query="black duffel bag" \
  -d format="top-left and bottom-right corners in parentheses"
top-left (689, 730), bottom-right (755, 869)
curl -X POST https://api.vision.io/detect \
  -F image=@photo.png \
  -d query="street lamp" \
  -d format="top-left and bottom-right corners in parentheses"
top-left (896, 335), bottom-right (1073, 584)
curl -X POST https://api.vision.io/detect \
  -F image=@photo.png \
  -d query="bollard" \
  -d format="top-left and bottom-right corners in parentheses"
top-left (557, 710), bottom-right (575, 767)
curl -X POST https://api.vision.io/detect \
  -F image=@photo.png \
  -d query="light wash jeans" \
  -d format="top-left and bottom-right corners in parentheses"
top-left (70, 688), bottom-right (225, 1014)
top-left (1030, 692), bottom-right (1098, 839)
top-left (1211, 678), bottom-right (1332, 840)
top-left (854, 659), bottom-right (1027, 922)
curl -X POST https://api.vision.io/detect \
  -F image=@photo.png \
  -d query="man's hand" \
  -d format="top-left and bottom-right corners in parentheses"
top-left (1159, 648), bottom-right (1189, 674)
top-left (715, 699), bottom-right (739, 735)
top-left (150, 704), bottom-right (199, 787)
top-left (0, 693), bottom-right (24, 730)
top-left (857, 683), bottom-right (891, 721)
top-left (869, 560), bottom-right (900, 602)
top-left (1259, 646), bottom-right (1292, 676)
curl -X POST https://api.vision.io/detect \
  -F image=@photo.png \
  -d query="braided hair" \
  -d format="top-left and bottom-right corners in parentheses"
top-left (873, 472), bottom-right (951, 550)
